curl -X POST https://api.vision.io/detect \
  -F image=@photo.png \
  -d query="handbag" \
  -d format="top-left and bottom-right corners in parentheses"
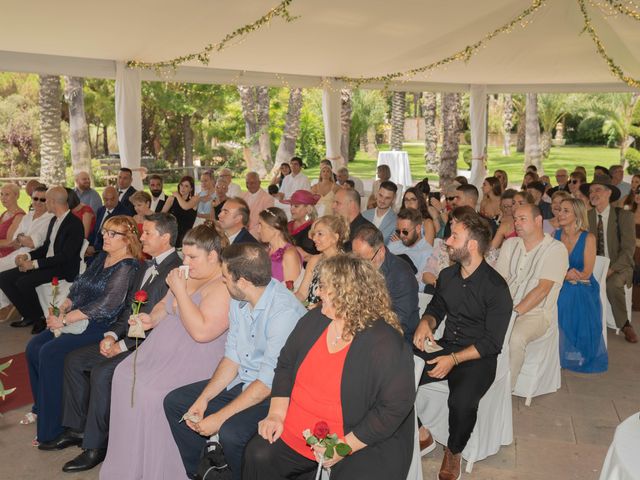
top-left (193, 436), bottom-right (232, 480)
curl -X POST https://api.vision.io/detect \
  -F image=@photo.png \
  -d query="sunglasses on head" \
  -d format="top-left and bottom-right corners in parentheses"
top-left (395, 229), bottom-right (412, 236)
top-left (31, 197), bottom-right (46, 203)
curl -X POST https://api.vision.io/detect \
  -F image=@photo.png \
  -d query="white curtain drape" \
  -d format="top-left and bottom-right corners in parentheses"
top-left (321, 80), bottom-right (344, 169)
top-left (469, 84), bottom-right (488, 189)
top-left (115, 61), bottom-right (142, 189)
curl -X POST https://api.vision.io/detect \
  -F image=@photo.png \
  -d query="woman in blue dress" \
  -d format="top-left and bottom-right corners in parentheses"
top-left (554, 198), bottom-right (607, 373)
top-left (26, 215), bottom-right (142, 445)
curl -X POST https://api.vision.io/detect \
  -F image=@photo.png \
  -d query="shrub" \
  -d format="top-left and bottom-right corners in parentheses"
top-left (575, 116), bottom-right (608, 145)
top-left (625, 147), bottom-right (640, 175)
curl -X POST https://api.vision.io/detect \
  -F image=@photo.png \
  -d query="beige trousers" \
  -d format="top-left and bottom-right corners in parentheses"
top-left (509, 312), bottom-right (549, 390)
top-left (606, 271), bottom-right (629, 329)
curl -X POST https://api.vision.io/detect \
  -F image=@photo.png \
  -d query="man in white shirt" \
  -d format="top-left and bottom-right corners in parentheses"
top-left (495, 204), bottom-right (568, 389)
top-left (148, 174), bottom-right (168, 212)
top-left (336, 166), bottom-right (365, 197)
top-left (388, 208), bottom-right (433, 290)
top-left (362, 181), bottom-right (398, 244)
top-left (218, 168), bottom-right (243, 198)
top-left (242, 171), bottom-right (274, 237)
top-left (609, 165), bottom-right (631, 200)
top-left (278, 157), bottom-right (310, 200)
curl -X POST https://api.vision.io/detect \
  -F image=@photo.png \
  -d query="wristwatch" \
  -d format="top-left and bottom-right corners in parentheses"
top-left (62, 315), bottom-right (68, 327)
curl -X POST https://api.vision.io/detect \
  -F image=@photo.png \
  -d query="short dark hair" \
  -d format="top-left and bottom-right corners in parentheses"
top-left (119, 167), bottom-right (133, 175)
top-left (65, 188), bottom-right (80, 210)
top-left (501, 188), bottom-right (518, 200)
top-left (148, 174), bottom-right (163, 184)
top-left (594, 165), bottom-right (611, 177)
top-left (33, 185), bottom-right (47, 195)
top-left (352, 223), bottom-right (384, 249)
top-left (342, 188), bottom-right (361, 206)
top-left (345, 179), bottom-right (356, 189)
top-left (267, 184), bottom-right (279, 195)
top-left (378, 180), bottom-right (398, 194)
top-left (415, 179), bottom-right (431, 196)
top-left (221, 243), bottom-right (271, 287)
top-left (450, 206), bottom-right (492, 256)
top-left (144, 212), bottom-right (179, 246)
top-left (290, 156), bottom-right (303, 167)
top-left (457, 184), bottom-right (479, 204)
top-left (526, 165), bottom-right (538, 172)
top-left (454, 175), bottom-right (469, 185)
top-left (225, 197), bottom-right (250, 226)
top-left (516, 203), bottom-right (542, 220)
top-left (527, 181), bottom-right (546, 194)
top-left (397, 207), bottom-right (423, 226)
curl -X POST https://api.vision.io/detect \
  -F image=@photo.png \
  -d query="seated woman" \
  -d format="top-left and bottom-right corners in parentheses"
top-left (555, 198), bottom-right (607, 373)
top-left (130, 190), bottom-right (153, 234)
top-left (0, 183), bottom-right (26, 257)
top-left (258, 207), bottom-right (302, 285)
top-left (494, 169), bottom-right (509, 191)
top-left (162, 175), bottom-right (197, 248)
top-left (295, 215), bottom-right (349, 306)
top-left (100, 223), bottom-right (231, 480)
top-left (286, 190), bottom-right (320, 260)
top-left (271, 162), bottom-right (291, 189)
top-left (479, 177), bottom-right (502, 220)
top-left (400, 187), bottom-right (436, 245)
top-left (25, 215), bottom-right (142, 445)
top-left (244, 255), bottom-right (415, 480)
top-left (311, 163), bottom-right (339, 215)
top-left (543, 190), bottom-right (571, 234)
top-left (67, 188), bottom-right (96, 240)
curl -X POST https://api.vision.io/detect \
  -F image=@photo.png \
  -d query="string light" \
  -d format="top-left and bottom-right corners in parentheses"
top-left (593, 0), bottom-right (640, 20)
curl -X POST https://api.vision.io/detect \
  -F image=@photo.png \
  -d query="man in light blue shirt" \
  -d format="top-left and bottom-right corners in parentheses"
top-left (389, 207), bottom-right (433, 291)
top-left (362, 180), bottom-right (398, 244)
top-left (164, 243), bottom-right (305, 480)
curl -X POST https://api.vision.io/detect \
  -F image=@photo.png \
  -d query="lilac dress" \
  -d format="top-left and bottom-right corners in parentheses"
top-left (270, 243), bottom-right (301, 282)
top-left (100, 280), bottom-right (228, 480)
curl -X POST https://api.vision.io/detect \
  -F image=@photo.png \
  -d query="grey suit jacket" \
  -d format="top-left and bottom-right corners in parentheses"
top-left (587, 207), bottom-right (635, 284)
top-left (363, 208), bottom-right (398, 244)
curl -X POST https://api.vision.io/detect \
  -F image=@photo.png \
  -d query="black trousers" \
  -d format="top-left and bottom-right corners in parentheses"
top-left (61, 343), bottom-right (131, 449)
top-left (243, 436), bottom-right (317, 480)
top-left (0, 266), bottom-right (57, 321)
top-left (414, 341), bottom-right (496, 454)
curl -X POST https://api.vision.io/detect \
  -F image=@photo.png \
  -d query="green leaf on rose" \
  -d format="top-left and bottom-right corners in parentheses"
top-left (324, 444), bottom-right (335, 459)
top-left (335, 443), bottom-right (352, 457)
top-left (306, 435), bottom-right (318, 445)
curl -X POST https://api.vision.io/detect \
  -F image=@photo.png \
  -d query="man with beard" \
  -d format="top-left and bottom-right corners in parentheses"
top-left (74, 171), bottom-right (102, 215)
top-left (148, 174), bottom-right (168, 212)
top-left (413, 206), bottom-right (512, 480)
top-left (389, 207), bottom-right (433, 289)
top-left (164, 243), bottom-right (306, 480)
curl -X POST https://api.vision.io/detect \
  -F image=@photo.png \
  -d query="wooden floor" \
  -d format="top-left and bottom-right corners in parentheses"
top-left (0, 313), bottom-right (638, 480)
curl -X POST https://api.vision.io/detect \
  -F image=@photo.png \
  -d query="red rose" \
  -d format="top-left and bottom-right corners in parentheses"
top-left (313, 421), bottom-right (330, 440)
top-left (134, 290), bottom-right (148, 303)
top-left (52, 277), bottom-right (59, 286)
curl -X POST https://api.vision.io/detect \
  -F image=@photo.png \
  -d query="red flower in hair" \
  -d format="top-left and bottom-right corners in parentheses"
top-left (134, 290), bottom-right (148, 303)
top-left (313, 421), bottom-right (330, 440)
top-left (52, 277), bottom-right (59, 286)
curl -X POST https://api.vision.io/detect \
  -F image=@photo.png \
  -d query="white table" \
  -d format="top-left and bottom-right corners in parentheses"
top-left (600, 413), bottom-right (640, 480)
top-left (377, 151), bottom-right (412, 188)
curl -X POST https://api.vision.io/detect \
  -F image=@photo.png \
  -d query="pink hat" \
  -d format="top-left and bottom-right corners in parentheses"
top-left (282, 190), bottom-right (321, 205)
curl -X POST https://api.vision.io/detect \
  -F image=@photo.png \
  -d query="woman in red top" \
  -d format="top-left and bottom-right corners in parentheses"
top-left (0, 183), bottom-right (25, 257)
top-left (67, 188), bottom-right (95, 239)
top-left (244, 255), bottom-right (416, 480)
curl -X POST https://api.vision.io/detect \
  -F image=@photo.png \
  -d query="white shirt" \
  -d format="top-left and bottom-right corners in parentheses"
top-left (46, 210), bottom-right (70, 258)
top-left (597, 205), bottom-right (610, 258)
top-left (150, 192), bottom-right (167, 212)
top-left (280, 173), bottom-right (311, 199)
top-left (227, 183), bottom-right (243, 199)
top-left (372, 208), bottom-right (390, 228)
top-left (13, 210), bottom-right (54, 249)
top-left (226, 229), bottom-right (241, 244)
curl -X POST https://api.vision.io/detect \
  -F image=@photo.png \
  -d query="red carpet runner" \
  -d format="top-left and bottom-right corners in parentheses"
top-left (0, 352), bottom-right (33, 414)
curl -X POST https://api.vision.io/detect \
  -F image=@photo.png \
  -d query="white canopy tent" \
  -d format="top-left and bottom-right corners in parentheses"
top-left (1, 0), bottom-right (639, 186)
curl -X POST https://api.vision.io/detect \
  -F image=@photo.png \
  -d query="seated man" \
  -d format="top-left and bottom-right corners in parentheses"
top-left (413, 206), bottom-right (513, 480)
top-left (352, 224), bottom-right (420, 343)
top-left (164, 243), bottom-right (306, 480)
top-left (336, 166), bottom-right (365, 197)
top-left (495, 204), bottom-right (568, 388)
top-left (526, 181), bottom-right (553, 220)
top-left (86, 186), bottom-right (128, 259)
top-left (362, 180), bottom-right (398, 244)
top-left (2, 186), bottom-right (84, 334)
top-left (217, 197), bottom-right (259, 244)
top-left (115, 167), bottom-right (137, 216)
top-left (388, 207), bottom-right (433, 289)
top-left (242, 171), bottom-right (274, 237)
top-left (332, 187), bottom-right (374, 251)
top-left (54, 213), bottom-right (182, 472)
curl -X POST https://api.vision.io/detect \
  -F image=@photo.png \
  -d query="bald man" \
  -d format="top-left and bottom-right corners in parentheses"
top-left (1, 187), bottom-right (84, 333)
top-left (74, 171), bottom-right (102, 214)
top-left (242, 172), bottom-right (274, 237)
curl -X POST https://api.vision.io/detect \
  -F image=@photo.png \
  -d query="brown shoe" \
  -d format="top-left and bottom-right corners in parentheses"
top-left (419, 430), bottom-right (436, 456)
top-left (439, 447), bottom-right (462, 480)
top-left (622, 324), bottom-right (638, 343)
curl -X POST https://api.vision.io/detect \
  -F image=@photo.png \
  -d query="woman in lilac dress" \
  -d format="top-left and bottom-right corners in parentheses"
top-left (257, 207), bottom-right (302, 284)
top-left (100, 224), bottom-right (231, 480)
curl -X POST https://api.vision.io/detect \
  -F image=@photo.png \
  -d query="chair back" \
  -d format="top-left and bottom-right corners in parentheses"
top-left (593, 255), bottom-right (610, 345)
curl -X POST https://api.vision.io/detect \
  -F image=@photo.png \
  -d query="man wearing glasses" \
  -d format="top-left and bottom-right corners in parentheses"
top-left (548, 168), bottom-right (570, 195)
top-left (388, 207), bottom-right (433, 290)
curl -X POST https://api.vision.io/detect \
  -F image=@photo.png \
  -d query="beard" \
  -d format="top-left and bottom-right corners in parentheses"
top-left (448, 241), bottom-right (471, 264)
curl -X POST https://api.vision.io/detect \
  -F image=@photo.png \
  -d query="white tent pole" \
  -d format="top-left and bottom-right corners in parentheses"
top-left (469, 84), bottom-right (488, 189)
top-left (321, 79), bottom-right (344, 169)
top-left (115, 61), bottom-right (143, 189)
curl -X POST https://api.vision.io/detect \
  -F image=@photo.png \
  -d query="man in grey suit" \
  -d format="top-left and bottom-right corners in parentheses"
top-left (582, 175), bottom-right (637, 343)
top-left (362, 181), bottom-right (398, 244)
top-left (52, 213), bottom-right (183, 472)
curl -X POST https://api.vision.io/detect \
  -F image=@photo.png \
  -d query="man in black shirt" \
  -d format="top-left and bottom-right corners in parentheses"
top-left (332, 187), bottom-right (374, 251)
top-left (413, 207), bottom-right (512, 480)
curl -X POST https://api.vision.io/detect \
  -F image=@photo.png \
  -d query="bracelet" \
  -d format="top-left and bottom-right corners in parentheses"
top-left (451, 352), bottom-right (459, 366)
top-left (62, 315), bottom-right (68, 327)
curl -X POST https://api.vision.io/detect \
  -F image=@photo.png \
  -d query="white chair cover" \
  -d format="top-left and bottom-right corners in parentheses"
top-left (593, 256), bottom-right (610, 347)
top-left (415, 313), bottom-right (517, 473)
top-left (604, 283), bottom-right (633, 333)
top-left (599, 412), bottom-right (640, 480)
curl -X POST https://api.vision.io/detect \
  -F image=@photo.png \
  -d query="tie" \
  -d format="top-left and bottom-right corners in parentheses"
top-left (597, 214), bottom-right (605, 256)
top-left (142, 259), bottom-right (158, 288)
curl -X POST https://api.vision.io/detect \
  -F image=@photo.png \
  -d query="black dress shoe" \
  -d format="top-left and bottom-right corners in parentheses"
top-left (10, 317), bottom-right (33, 328)
top-left (37, 431), bottom-right (83, 451)
top-left (62, 448), bottom-right (106, 472)
top-left (31, 318), bottom-right (46, 335)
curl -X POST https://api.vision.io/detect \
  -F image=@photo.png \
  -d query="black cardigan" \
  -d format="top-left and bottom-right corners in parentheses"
top-left (272, 308), bottom-right (416, 479)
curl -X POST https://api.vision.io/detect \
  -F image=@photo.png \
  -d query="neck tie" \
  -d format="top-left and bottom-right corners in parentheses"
top-left (597, 214), bottom-right (605, 256)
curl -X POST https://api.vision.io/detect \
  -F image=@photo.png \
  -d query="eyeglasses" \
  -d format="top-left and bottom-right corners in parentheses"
top-left (395, 229), bottom-right (412, 236)
top-left (570, 179), bottom-right (579, 184)
top-left (31, 197), bottom-right (46, 203)
top-left (370, 246), bottom-right (381, 261)
top-left (101, 229), bottom-right (126, 239)
top-left (446, 196), bottom-right (456, 201)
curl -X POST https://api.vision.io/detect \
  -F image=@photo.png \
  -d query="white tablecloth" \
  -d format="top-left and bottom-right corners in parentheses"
top-left (377, 151), bottom-right (412, 188)
top-left (600, 413), bottom-right (640, 480)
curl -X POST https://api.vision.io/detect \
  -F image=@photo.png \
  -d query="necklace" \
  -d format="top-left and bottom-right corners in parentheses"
top-left (330, 322), bottom-right (343, 347)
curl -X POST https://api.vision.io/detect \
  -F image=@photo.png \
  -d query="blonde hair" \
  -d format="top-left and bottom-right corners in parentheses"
top-left (317, 254), bottom-right (402, 338)
top-left (561, 198), bottom-right (589, 232)
top-left (551, 190), bottom-right (571, 202)
top-left (310, 215), bottom-right (350, 248)
top-left (130, 190), bottom-right (152, 206)
top-left (1, 183), bottom-right (20, 198)
top-left (103, 215), bottom-right (143, 259)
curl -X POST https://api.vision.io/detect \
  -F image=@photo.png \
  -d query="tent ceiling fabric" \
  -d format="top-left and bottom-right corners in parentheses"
top-left (0, 0), bottom-right (639, 92)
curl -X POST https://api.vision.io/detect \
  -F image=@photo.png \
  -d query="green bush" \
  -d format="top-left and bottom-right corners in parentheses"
top-left (575, 116), bottom-right (608, 145)
top-left (625, 147), bottom-right (640, 175)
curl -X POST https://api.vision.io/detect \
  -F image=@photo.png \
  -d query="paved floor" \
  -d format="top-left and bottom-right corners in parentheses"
top-left (0, 314), bottom-right (637, 480)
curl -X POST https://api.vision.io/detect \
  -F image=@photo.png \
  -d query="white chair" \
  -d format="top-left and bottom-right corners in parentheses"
top-left (593, 256), bottom-right (610, 347)
top-left (604, 283), bottom-right (633, 334)
top-left (417, 292), bottom-right (432, 317)
top-left (415, 313), bottom-right (517, 473)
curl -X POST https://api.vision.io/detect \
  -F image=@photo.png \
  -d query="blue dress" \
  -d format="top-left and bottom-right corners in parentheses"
top-left (554, 230), bottom-right (607, 373)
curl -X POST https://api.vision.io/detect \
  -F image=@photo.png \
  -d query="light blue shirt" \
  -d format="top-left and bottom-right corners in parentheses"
top-left (388, 237), bottom-right (433, 290)
top-left (197, 190), bottom-right (213, 215)
top-left (224, 279), bottom-right (306, 390)
top-left (75, 187), bottom-right (102, 215)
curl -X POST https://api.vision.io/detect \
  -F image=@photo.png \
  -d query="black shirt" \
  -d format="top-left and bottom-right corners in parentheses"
top-left (345, 214), bottom-right (376, 252)
top-left (424, 260), bottom-right (512, 357)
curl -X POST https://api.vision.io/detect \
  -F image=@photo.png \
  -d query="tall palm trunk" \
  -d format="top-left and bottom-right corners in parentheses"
top-left (340, 89), bottom-right (352, 162)
top-left (273, 88), bottom-right (303, 174)
top-left (39, 75), bottom-right (65, 186)
top-left (422, 92), bottom-right (438, 172)
top-left (238, 85), bottom-right (270, 177)
top-left (182, 115), bottom-right (193, 167)
top-left (390, 91), bottom-right (406, 151)
top-left (63, 76), bottom-right (92, 176)
top-left (524, 93), bottom-right (542, 172)
top-left (440, 93), bottom-right (461, 183)
top-left (256, 86), bottom-right (272, 172)
top-left (502, 94), bottom-right (513, 156)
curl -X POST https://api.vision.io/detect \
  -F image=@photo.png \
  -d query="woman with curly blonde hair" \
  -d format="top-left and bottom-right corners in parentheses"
top-left (245, 254), bottom-right (415, 480)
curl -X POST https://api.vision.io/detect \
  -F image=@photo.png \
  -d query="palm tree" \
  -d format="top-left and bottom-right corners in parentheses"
top-left (390, 91), bottom-right (406, 151)
top-left (538, 94), bottom-right (568, 158)
top-left (524, 93), bottom-right (542, 172)
top-left (502, 94), bottom-right (513, 156)
top-left (63, 76), bottom-right (92, 175)
top-left (440, 93), bottom-right (461, 182)
top-left (590, 93), bottom-right (640, 164)
top-left (274, 87), bottom-right (303, 169)
top-left (238, 85), bottom-right (271, 177)
top-left (422, 92), bottom-right (438, 172)
top-left (340, 89), bottom-right (352, 163)
top-left (349, 89), bottom-right (386, 160)
top-left (39, 75), bottom-right (65, 186)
